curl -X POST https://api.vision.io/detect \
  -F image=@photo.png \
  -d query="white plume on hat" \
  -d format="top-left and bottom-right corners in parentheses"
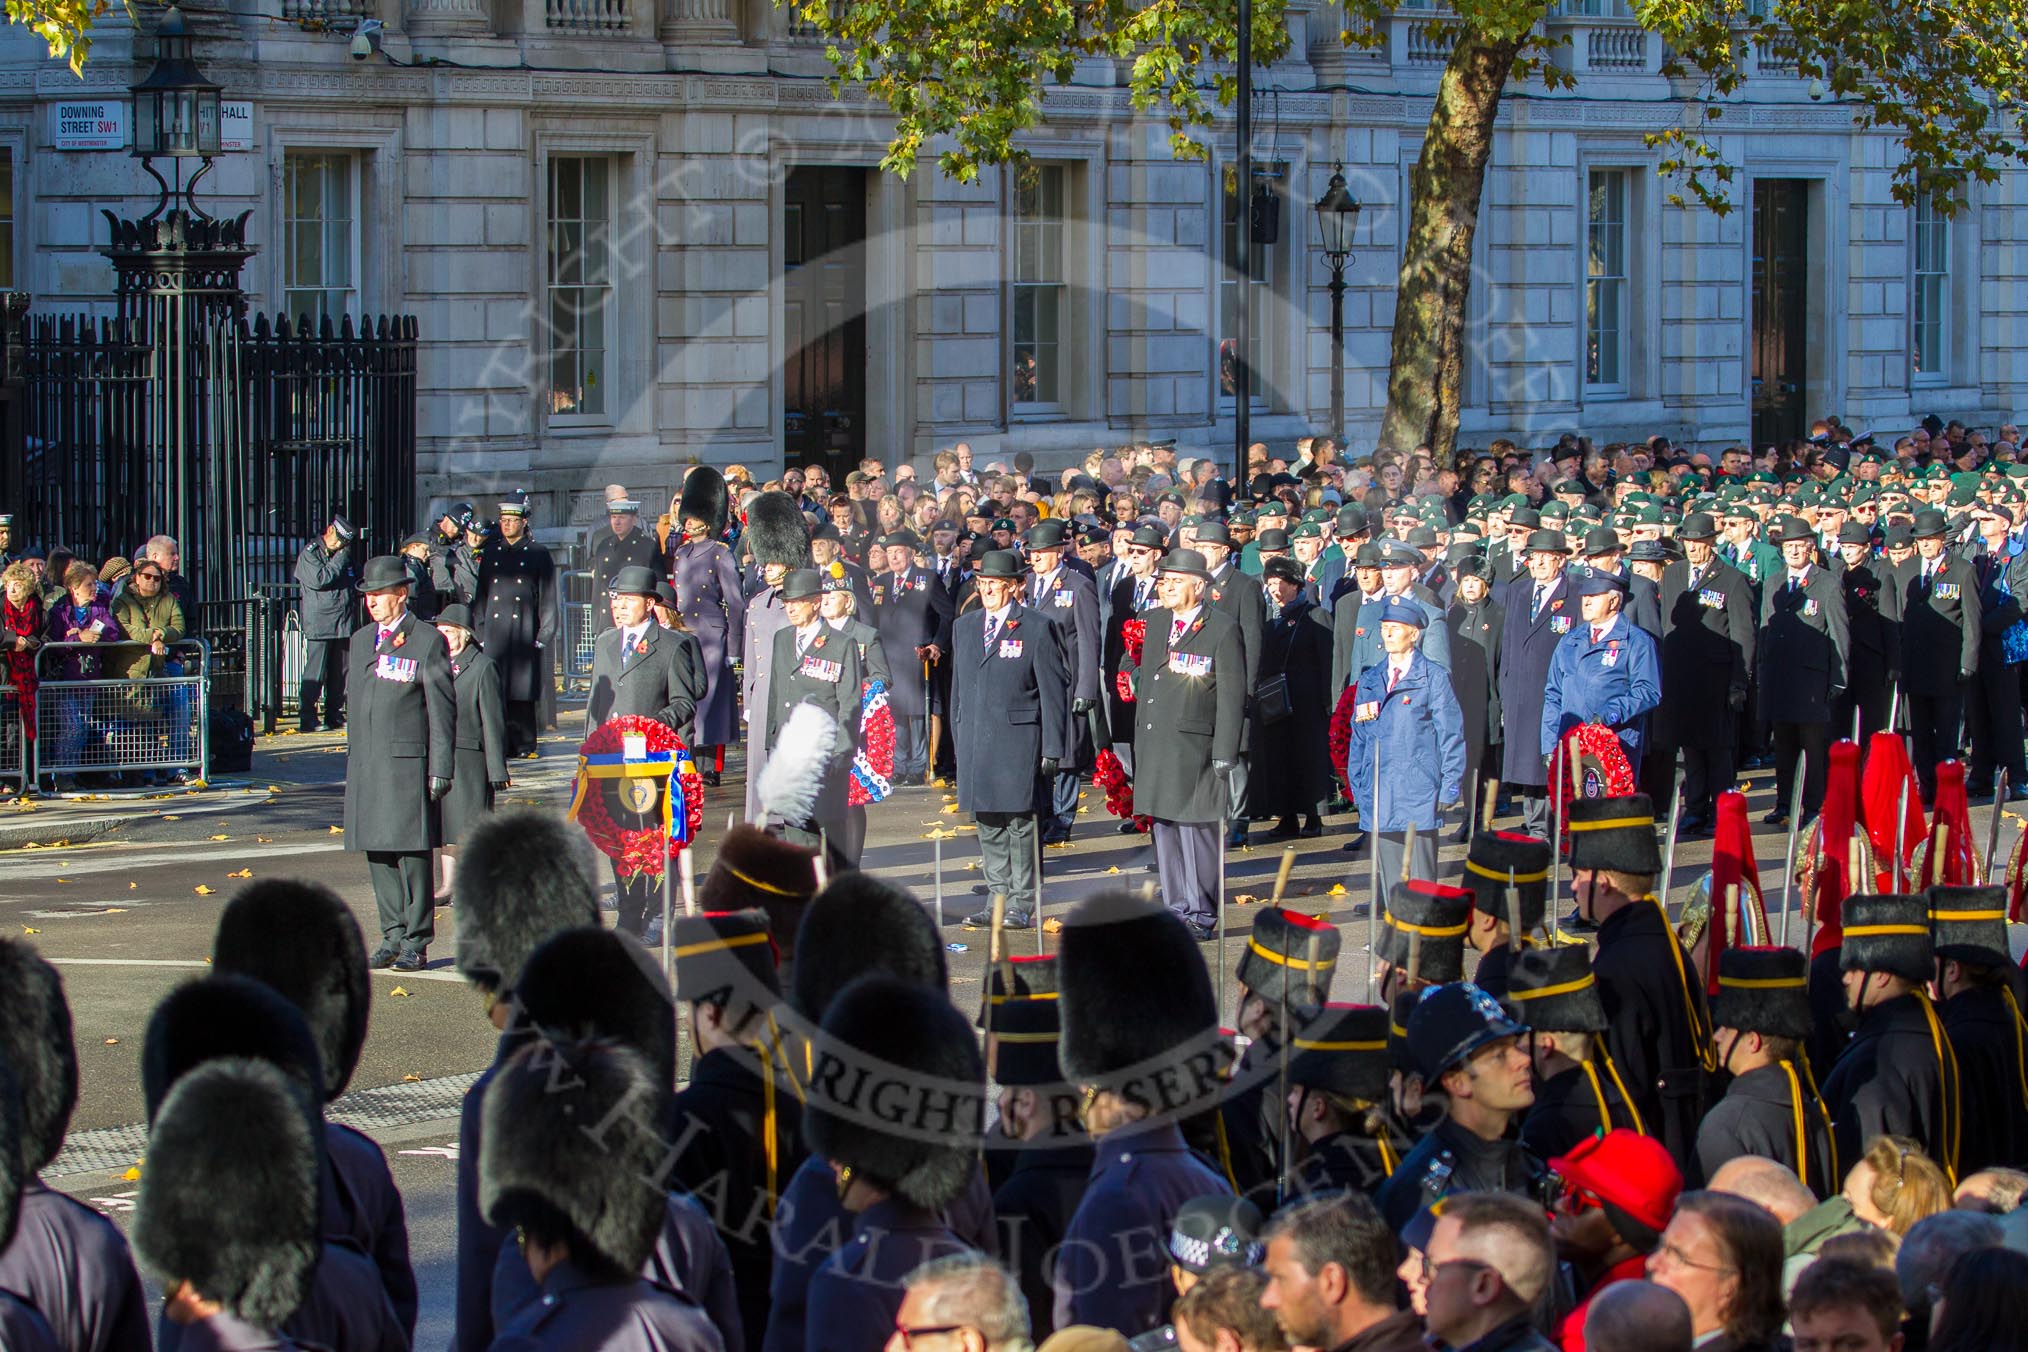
top-left (758, 702), bottom-right (839, 828)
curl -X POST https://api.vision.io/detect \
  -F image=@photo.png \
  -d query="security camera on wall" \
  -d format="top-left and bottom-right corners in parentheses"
top-left (350, 17), bottom-right (383, 60)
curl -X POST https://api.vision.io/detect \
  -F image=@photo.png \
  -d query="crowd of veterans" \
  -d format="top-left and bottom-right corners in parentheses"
top-left (4, 419), bottom-right (2027, 1352)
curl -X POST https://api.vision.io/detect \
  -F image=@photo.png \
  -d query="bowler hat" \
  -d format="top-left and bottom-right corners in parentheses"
top-left (1580, 527), bottom-right (1623, 558)
top-left (607, 565), bottom-right (659, 597)
top-left (356, 555), bottom-right (410, 593)
top-left (779, 568), bottom-right (824, 602)
top-left (1156, 549), bottom-right (1211, 580)
top-left (1256, 528), bottom-right (1291, 553)
top-left (435, 603), bottom-right (474, 633)
top-left (1767, 515), bottom-right (1816, 544)
top-left (1025, 520), bottom-right (1070, 550)
top-left (1524, 529), bottom-right (1572, 556)
top-left (1910, 508), bottom-right (1950, 539)
top-left (973, 550), bottom-right (1024, 581)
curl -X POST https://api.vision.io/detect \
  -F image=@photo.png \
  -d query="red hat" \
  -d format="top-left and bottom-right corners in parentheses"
top-left (1549, 1129), bottom-right (1682, 1240)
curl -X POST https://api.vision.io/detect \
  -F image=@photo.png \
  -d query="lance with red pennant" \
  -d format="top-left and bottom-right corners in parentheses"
top-left (1706, 790), bottom-right (1770, 996)
top-left (1859, 730), bottom-right (1925, 892)
top-left (1914, 760), bottom-right (1977, 890)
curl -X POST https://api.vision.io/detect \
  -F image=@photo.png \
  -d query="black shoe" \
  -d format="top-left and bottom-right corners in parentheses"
top-left (1116, 820), bottom-right (1140, 835)
top-left (299, 721), bottom-right (320, 735)
top-left (1266, 819), bottom-right (1301, 841)
top-left (1342, 831), bottom-right (1369, 854)
top-left (369, 945), bottom-right (399, 970)
top-left (1225, 827), bottom-right (1248, 849)
top-left (391, 949), bottom-right (427, 973)
top-left (1762, 810), bottom-right (1788, 828)
top-left (1003, 910), bottom-right (1034, 929)
top-left (1299, 820), bottom-right (1323, 839)
top-left (963, 908), bottom-right (1031, 929)
top-left (1184, 920), bottom-right (1215, 942)
top-left (700, 769), bottom-right (721, 787)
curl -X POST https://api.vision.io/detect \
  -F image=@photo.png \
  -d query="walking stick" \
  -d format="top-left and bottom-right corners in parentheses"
top-left (1779, 772), bottom-right (1806, 945)
top-left (1984, 771), bottom-right (2010, 885)
top-left (1367, 734), bottom-right (1382, 999)
top-left (1657, 765), bottom-right (1685, 911)
top-left (1033, 821), bottom-right (1046, 955)
top-left (1548, 741), bottom-right (1564, 944)
top-left (933, 830), bottom-right (944, 925)
top-left (1402, 822), bottom-right (1418, 883)
top-left (1216, 787), bottom-right (1230, 1034)
top-left (661, 861), bottom-right (674, 983)
top-left (1481, 773), bottom-right (1499, 836)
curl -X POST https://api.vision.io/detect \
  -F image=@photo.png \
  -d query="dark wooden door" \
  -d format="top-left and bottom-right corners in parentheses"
top-left (783, 167), bottom-right (866, 480)
top-left (1750, 179), bottom-right (1809, 450)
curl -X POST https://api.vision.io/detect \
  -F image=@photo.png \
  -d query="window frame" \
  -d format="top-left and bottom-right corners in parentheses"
top-left (1011, 163), bottom-right (1069, 415)
top-left (281, 149), bottom-right (361, 328)
top-left (1584, 166), bottom-right (1630, 397)
top-left (545, 152), bottom-right (617, 426)
top-left (1910, 193), bottom-right (1949, 387)
top-left (1218, 158), bottom-right (1290, 413)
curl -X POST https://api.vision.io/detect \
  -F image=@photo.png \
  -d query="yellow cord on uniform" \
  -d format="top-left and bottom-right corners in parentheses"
top-left (1798, 1047), bottom-right (1838, 1186)
top-left (2001, 986), bottom-right (2028, 1114)
top-left (1913, 991), bottom-right (1961, 1184)
top-left (1779, 1058), bottom-right (1809, 1191)
top-left (1595, 1046), bottom-right (1647, 1137)
top-left (1648, 895), bottom-right (1717, 1072)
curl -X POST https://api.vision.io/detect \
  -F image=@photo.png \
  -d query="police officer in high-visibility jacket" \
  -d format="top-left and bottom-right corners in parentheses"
top-left (1539, 569), bottom-right (1661, 777)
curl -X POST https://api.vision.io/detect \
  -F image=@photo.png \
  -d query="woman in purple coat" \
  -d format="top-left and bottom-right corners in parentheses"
top-left (667, 467), bottom-right (745, 783)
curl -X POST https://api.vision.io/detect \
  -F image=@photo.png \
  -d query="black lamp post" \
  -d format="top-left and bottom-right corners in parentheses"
top-left (129, 6), bottom-right (222, 222)
top-left (1313, 167), bottom-right (1361, 445)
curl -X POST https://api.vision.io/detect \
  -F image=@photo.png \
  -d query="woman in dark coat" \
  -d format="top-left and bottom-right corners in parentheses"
top-left (666, 469), bottom-right (746, 784)
top-left (1249, 556), bottom-right (1336, 838)
top-left (434, 604), bottom-right (507, 900)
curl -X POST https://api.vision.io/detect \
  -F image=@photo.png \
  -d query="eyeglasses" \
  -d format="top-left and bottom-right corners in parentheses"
top-left (1654, 1239), bottom-right (1736, 1275)
top-left (892, 1326), bottom-right (970, 1349)
top-left (134, 571), bottom-right (163, 582)
top-left (1418, 1253), bottom-right (1492, 1283)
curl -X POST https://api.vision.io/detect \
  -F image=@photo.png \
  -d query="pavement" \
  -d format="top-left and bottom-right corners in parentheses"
top-left (10, 710), bottom-right (2020, 1349)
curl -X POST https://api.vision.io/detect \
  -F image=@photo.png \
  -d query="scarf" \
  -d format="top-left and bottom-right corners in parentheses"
top-left (3, 595), bottom-right (41, 740)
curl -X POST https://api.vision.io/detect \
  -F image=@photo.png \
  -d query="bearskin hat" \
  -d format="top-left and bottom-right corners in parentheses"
top-left (791, 871), bottom-right (946, 1023)
top-left (678, 466), bottom-right (730, 538)
top-left (134, 1059), bottom-right (321, 1329)
top-left (1057, 891), bottom-right (1222, 1094)
top-left (480, 1038), bottom-right (668, 1277)
top-left (211, 879), bottom-right (371, 1102)
top-left (744, 490), bottom-right (812, 572)
top-left (0, 1061), bottom-right (23, 1250)
top-left (514, 927), bottom-right (676, 1087)
top-left (804, 975), bottom-right (985, 1211)
top-left (0, 939), bottom-right (77, 1175)
top-left (141, 975), bottom-right (325, 1126)
top-left (453, 810), bottom-right (602, 995)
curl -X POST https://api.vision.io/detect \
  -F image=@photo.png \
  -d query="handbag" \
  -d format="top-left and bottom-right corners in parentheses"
top-left (1254, 673), bottom-right (1293, 725)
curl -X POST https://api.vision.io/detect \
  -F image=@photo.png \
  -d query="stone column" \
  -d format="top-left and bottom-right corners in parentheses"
top-left (660, 0), bottom-right (738, 44)
top-left (406, 0), bottom-right (490, 38)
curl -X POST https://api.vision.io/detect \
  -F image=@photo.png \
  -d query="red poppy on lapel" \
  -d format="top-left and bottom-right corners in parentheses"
top-left (390, 630), bottom-right (406, 650)
top-left (1551, 598), bottom-right (1565, 611)
top-left (1189, 618), bottom-right (1204, 636)
top-left (1006, 618), bottom-right (1020, 632)
top-left (634, 638), bottom-right (649, 656)
top-left (812, 634), bottom-right (826, 650)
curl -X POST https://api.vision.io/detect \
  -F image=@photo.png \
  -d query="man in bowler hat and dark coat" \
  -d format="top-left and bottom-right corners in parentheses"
top-left (1023, 520), bottom-right (1101, 841)
top-left (802, 976), bottom-right (987, 1352)
top-left (1758, 514), bottom-right (1851, 825)
top-left (1696, 945), bottom-right (1838, 1195)
top-left (1132, 550), bottom-right (1246, 939)
top-left (955, 550), bottom-right (1069, 930)
top-left (480, 1039), bottom-right (725, 1352)
top-left (1568, 795), bottom-right (1710, 1174)
top-left (432, 604), bottom-right (509, 901)
top-left (1895, 507), bottom-right (1981, 804)
top-left (1053, 892), bottom-right (1232, 1335)
top-left (588, 563), bottom-right (707, 937)
top-left (1498, 529), bottom-right (1577, 837)
top-left (211, 880), bottom-right (418, 1336)
top-left (344, 554), bottom-right (455, 973)
top-left (1820, 893), bottom-right (1963, 1179)
top-left (1660, 512), bottom-right (1757, 833)
top-left (0, 939), bottom-right (152, 1352)
top-left (764, 569), bottom-right (863, 864)
top-left (448, 811), bottom-right (603, 1352)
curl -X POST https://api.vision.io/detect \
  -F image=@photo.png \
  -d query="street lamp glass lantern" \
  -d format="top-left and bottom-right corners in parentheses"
top-left (1314, 169), bottom-right (1361, 260)
top-left (130, 7), bottom-right (222, 158)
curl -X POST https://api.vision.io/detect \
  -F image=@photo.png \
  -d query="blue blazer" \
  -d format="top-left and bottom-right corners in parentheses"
top-left (1539, 616), bottom-right (1662, 765)
top-left (1342, 650), bottom-right (1467, 833)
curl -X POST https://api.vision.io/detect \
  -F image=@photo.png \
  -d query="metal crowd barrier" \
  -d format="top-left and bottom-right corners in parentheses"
top-left (561, 569), bottom-right (598, 693)
top-left (32, 639), bottom-right (210, 785)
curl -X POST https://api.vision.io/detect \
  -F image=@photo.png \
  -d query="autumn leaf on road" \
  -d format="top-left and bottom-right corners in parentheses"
top-left (193, 885), bottom-right (214, 895)
top-left (328, 826), bottom-right (343, 835)
top-left (209, 834), bottom-right (230, 842)
top-left (103, 1038), bottom-right (118, 1045)
top-left (256, 836), bottom-right (272, 844)
top-left (389, 987), bottom-right (411, 998)
top-left (1328, 883), bottom-right (1348, 896)
top-left (227, 869), bottom-right (252, 879)
top-left (20, 927), bottom-right (37, 934)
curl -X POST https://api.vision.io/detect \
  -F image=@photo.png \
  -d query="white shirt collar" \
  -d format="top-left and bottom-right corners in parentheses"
top-left (985, 604), bottom-right (1012, 625)
top-left (1170, 605), bottom-right (1203, 629)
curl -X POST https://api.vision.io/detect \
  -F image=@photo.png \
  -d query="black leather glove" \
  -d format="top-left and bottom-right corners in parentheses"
top-left (1039, 757), bottom-right (1059, 778)
top-left (1727, 688), bottom-right (1747, 712)
top-left (428, 776), bottom-right (452, 801)
top-left (490, 778), bottom-right (510, 791)
top-left (1960, 669), bottom-right (1974, 683)
top-left (1072, 698), bottom-right (1094, 716)
top-left (1213, 759), bottom-right (1237, 778)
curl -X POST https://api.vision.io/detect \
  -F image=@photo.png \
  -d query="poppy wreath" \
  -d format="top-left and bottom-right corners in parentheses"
top-left (1547, 722), bottom-right (1636, 845)
top-left (1328, 686), bottom-right (1358, 785)
top-left (1115, 618), bottom-right (1145, 704)
top-left (849, 678), bottom-right (896, 806)
top-left (1092, 748), bottom-right (1149, 832)
top-left (572, 714), bottom-right (705, 881)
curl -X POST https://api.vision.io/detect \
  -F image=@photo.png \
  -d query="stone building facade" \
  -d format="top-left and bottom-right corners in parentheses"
top-left (0, 0), bottom-right (2022, 522)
